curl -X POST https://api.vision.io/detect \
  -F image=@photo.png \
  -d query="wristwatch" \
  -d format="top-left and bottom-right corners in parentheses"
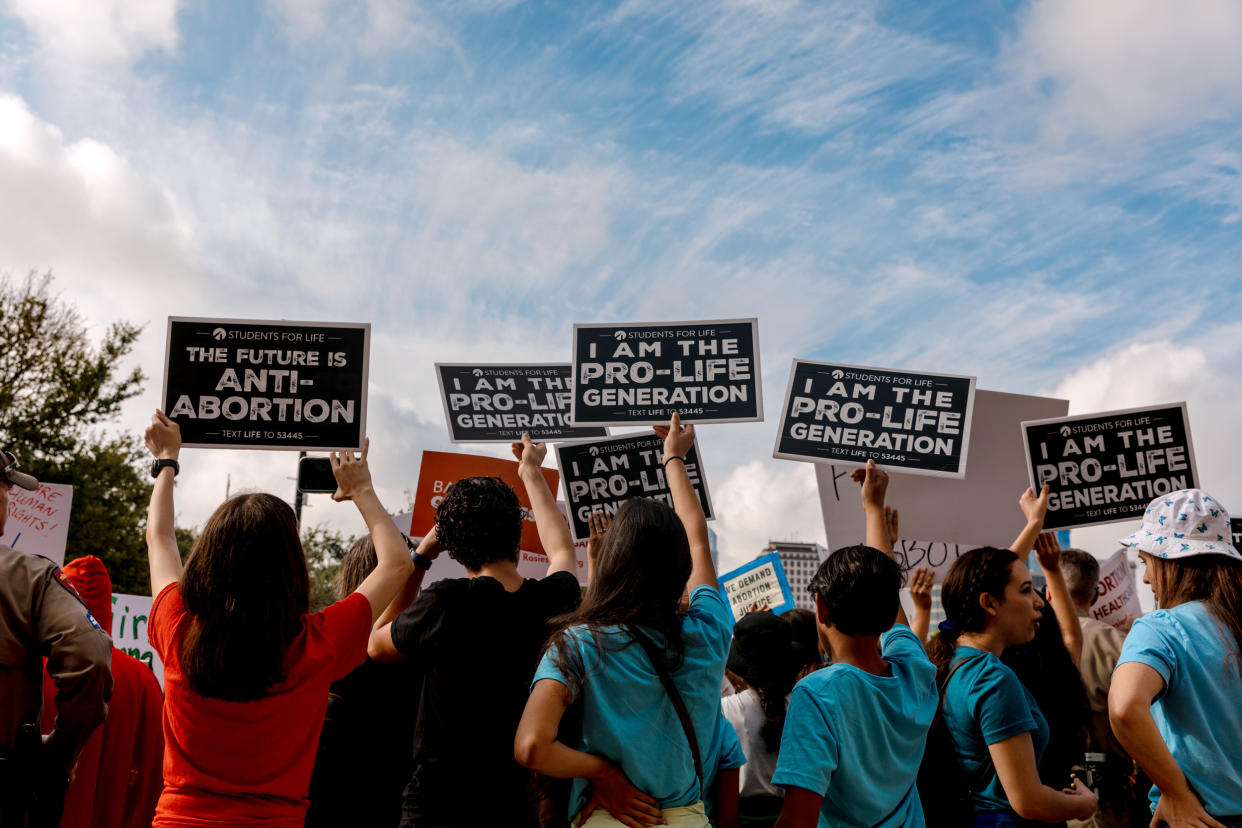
top-left (150, 458), bottom-right (180, 479)
top-left (411, 551), bottom-right (434, 570)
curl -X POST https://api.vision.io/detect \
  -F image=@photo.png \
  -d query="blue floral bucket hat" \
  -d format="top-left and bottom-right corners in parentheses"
top-left (1119, 489), bottom-right (1241, 561)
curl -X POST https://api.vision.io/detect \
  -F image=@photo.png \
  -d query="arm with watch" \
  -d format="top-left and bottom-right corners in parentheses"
top-left (367, 527), bottom-right (439, 662)
top-left (653, 412), bottom-right (716, 591)
top-left (144, 411), bottom-right (185, 596)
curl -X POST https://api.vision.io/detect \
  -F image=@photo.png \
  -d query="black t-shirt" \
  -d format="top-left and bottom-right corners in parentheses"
top-left (390, 570), bottom-right (581, 828)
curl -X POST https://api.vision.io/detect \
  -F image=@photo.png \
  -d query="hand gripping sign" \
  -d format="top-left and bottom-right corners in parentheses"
top-left (163, 317), bottom-right (370, 451)
top-left (570, 319), bottom-right (762, 426)
top-left (1021, 403), bottom-right (1198, 531)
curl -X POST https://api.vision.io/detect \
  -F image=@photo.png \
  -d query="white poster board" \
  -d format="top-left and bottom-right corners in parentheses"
top-left (2, 482), bottom-right (73, 567)
top-left (816, 390), bottom-right (1068, 579)
top-left (1089, 549), bottom-right (1142, 632)
top-left (112, 593), bottom-right (164, 688)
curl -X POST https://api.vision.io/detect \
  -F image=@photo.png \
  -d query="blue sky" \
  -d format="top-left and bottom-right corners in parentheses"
top-left (1, 0), bottom-right (1240, 572)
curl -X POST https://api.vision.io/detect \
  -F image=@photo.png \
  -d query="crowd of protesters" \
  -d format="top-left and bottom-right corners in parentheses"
top-left (2, 408), bottom-right (1241, 828)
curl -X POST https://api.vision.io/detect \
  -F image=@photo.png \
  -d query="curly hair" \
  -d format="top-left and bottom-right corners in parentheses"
top-left (807, 545), bottom-right (903, 636)
top-left (927, 546), bottom-right (1018, 681)
top-left (434, 476), bottom-right (522, 571)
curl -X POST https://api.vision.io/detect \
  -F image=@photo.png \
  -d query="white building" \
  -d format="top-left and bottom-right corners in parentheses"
top-left (759, 540), bottom-right (828, 612)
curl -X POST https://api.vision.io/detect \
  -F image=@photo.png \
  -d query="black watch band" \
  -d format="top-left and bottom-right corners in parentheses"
top-left (151, 458), bottom-right (180, 479)
top-left (411, 552), bottom-right (433, 571)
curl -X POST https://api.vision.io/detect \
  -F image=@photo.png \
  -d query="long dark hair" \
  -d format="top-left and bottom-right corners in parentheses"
top-left (180, 493), bottom-right (309, 701)
top-left (545, 498), bottom-right (691, 691)
top-left (928, 546), bottom-right (1018, 681)
top-left (1146, 554), bottom-right (1242, 674)
top-left (335, 535), bottom-right (377, 600)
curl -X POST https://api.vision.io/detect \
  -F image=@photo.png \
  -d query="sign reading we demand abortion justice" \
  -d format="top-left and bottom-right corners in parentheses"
top-left (435, 364), bottom-right (607, 442)
top-left (163, 317), bottom-right (370, 451)
top-left (555, 433), bottom-right (714, 542)
top-left (719, 553), bottom-right (795, 623)
top-left (571, 319), bottom-right (762, 425)
top-left (775, 360), bottom-right (977, 478)
top-left (1022, 403), bottom-right (1198, 531)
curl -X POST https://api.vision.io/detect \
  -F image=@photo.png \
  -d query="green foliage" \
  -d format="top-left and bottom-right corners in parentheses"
top-left (0, 272), bottom-right (152, 593)
top-left (302, 524), bottom-right (354, 612)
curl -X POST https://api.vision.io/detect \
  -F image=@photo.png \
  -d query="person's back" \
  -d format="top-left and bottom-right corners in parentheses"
top-left (41, 555), bottom-right (164, 828)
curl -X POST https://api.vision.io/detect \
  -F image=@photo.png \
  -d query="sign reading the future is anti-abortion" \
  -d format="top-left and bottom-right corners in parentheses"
top-left (1022, 403), bottom-right (1197, 531)
top-left (570, 319), bottom-right (762, 425)
top-left (435, 364), bottom-right (607, 443)
top-left (775, 360), bottom-right (976, 478)
top-left (555, 433), bottom-right (714, 542)
top-left (162, 317), bottom-right (369, 451)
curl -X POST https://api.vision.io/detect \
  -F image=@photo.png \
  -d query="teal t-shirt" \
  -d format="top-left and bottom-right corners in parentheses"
top-left (1117, 601), bottom-right (1242, 817)
top-left (771, 625), bottom-right (937, 827)
top-left (704, 709), bottom-right (747, 820)
top-left (942, 646), bottom-right (1049, 815)
top-left (531, 585), bottom-right (734, 819)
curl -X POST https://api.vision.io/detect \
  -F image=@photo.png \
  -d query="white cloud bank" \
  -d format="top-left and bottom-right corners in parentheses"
top-left (2, 0), bottom-right (178, 64)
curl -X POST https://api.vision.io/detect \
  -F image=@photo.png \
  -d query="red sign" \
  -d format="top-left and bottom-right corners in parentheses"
top-left (410, 450), bottom-right (560, 557)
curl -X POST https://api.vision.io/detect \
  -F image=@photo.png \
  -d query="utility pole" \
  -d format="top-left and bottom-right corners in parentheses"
top-left (294, 450), bottom-right (307, 527)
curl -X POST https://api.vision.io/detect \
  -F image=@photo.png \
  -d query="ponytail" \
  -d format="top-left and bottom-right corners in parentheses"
top-left (932, 546), bottom-right (1019, 682)
top-left (755, 679), bottom-right (794, 753)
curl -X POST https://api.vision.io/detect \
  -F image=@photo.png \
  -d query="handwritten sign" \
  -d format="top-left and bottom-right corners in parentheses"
top-left (571, 319), bottom-right (762, 425)
top-left (1022, 403), bottom-right (1197, 531)
top-left (113, 593), bottom-right (164, 687)
top-left (163, 316), bottom-right (370, 451)
top-left (815, 390), bottom-right (1068, 579)
top-left (775, 360), bottom-right (976, 479)
top-left (1089, 549), bottom-right (1142, 632)
top-left (435, 363), bottom-right (607, 442)
top-left (1, 482), bottom-right (73, 567)
top-left (719, 553), bottom-right (795, 622)
top-left (555, 433), bottom-right (714, 542)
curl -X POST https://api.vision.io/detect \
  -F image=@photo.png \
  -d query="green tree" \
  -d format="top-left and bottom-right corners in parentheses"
top-left (0, 272), bottom-right (153, 593)
top-left (301, 524), bottom-right (355, 612)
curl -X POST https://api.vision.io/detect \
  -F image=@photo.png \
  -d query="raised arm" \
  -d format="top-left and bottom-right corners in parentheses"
top-left (513, 434), bottom-right (576, 576)
top-left (1009, 485), bottom-right (1049, 559)
top-left (1033, 533), bottom-right (1082, 667)
top-left (586, 510), bottom-right (612, 587)
top-left (334, 440), bottom-right (414, 624)
top-left (654, 412), bottom-right (714, 590)
top-left (143, 410), bottom-right (183, 596)
top-left (908, 567), bottom-right (934, 647)
top-left (850, 460), bottom-right (908, 627)
top-left (1109, 662), bottom-right (1226, 828)
top-left (368, 528), bottom-right (439, 662)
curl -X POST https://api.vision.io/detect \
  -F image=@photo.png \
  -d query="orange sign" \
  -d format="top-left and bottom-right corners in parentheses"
top-left (410, 450), bottom-right (560, 557)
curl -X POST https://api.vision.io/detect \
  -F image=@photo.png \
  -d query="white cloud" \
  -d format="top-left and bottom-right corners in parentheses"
top-left (1011, 0), bottom-right (1242, 139)
top-left (268, 0), bottom-right (442, 52)
top-left (712, 459), bottom-right (825, 574)
top-left (2, 0), bottom-right (178, 64)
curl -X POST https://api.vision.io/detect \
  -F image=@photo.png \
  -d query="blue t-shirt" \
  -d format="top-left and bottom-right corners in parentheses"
top-left (704, 709), bottom-right (747, 819)
top-left (771, 625), bottom-right (937, 827)
top-left (532, 585), bottom-right (734, 819)
top-left (942, 646), bottom-right (1049, 815)
top-left (1117, 601), bottom-right (1242, 817)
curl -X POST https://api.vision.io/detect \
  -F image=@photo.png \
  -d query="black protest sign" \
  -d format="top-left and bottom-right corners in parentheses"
top-left (773, 359), bottom-right (976, 478)
top-left (1230, 517), bottom-right (1242, 549)
top-left (555, 433), bottom-right (714, 541)
top-left (570, 318), bottom-right (762, 425)
top-left (162, 317), bottom-right (369, 451)
top-left (435, 364), bottom-right (607, 443)
top-left (1022, 403), bottom-right (1197, 531)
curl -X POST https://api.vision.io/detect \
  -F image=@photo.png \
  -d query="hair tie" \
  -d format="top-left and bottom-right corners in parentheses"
top-left (937, 619), bottom-right (957, 633)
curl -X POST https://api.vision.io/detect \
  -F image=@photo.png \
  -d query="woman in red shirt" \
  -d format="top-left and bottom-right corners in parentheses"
top-left (142, 411), bottom-right (413, 827)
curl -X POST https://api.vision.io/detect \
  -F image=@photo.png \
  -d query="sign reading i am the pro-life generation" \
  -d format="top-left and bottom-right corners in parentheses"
top-left (555, 433), bottom-right (714, 542)
top-left (1022, 403), bottom-right (1197, 531)
top-left (774, 360), bottom-right (977, 479)
top-left (162, 317), bottom-right (370, 451)
top-left (719, 553), bottom-right (796, 622)
top-left (570, 318), bottom-right (762, 426)
top-left (435, 364), bottom-right (607, 443)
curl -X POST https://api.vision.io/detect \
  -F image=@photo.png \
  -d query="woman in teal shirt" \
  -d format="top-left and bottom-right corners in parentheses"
top-left (516, 414), bottom-right (730, 828)
top-left (1110, 489), bottom-right (1242, 828)
top-left (928, 487), bottom-right (1097, 827)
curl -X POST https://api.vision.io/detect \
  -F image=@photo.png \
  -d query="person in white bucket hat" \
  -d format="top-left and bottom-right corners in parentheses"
top-left (1108, 489), bottom-right (1242, 828)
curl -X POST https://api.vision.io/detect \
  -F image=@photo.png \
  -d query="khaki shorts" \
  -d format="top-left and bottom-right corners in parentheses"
top-left (573, 801), bottom-right (710, 828)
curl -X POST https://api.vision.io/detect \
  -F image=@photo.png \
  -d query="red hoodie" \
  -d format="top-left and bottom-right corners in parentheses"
top-left (42, 556), bottom-right (165, 828)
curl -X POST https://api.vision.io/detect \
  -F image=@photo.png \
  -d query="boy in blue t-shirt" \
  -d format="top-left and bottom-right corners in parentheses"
top-left (772, 461), bottom-right (938, 828)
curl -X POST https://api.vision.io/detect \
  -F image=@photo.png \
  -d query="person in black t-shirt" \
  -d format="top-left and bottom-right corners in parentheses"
top-left (368, 434), bottom-right (582, 828)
